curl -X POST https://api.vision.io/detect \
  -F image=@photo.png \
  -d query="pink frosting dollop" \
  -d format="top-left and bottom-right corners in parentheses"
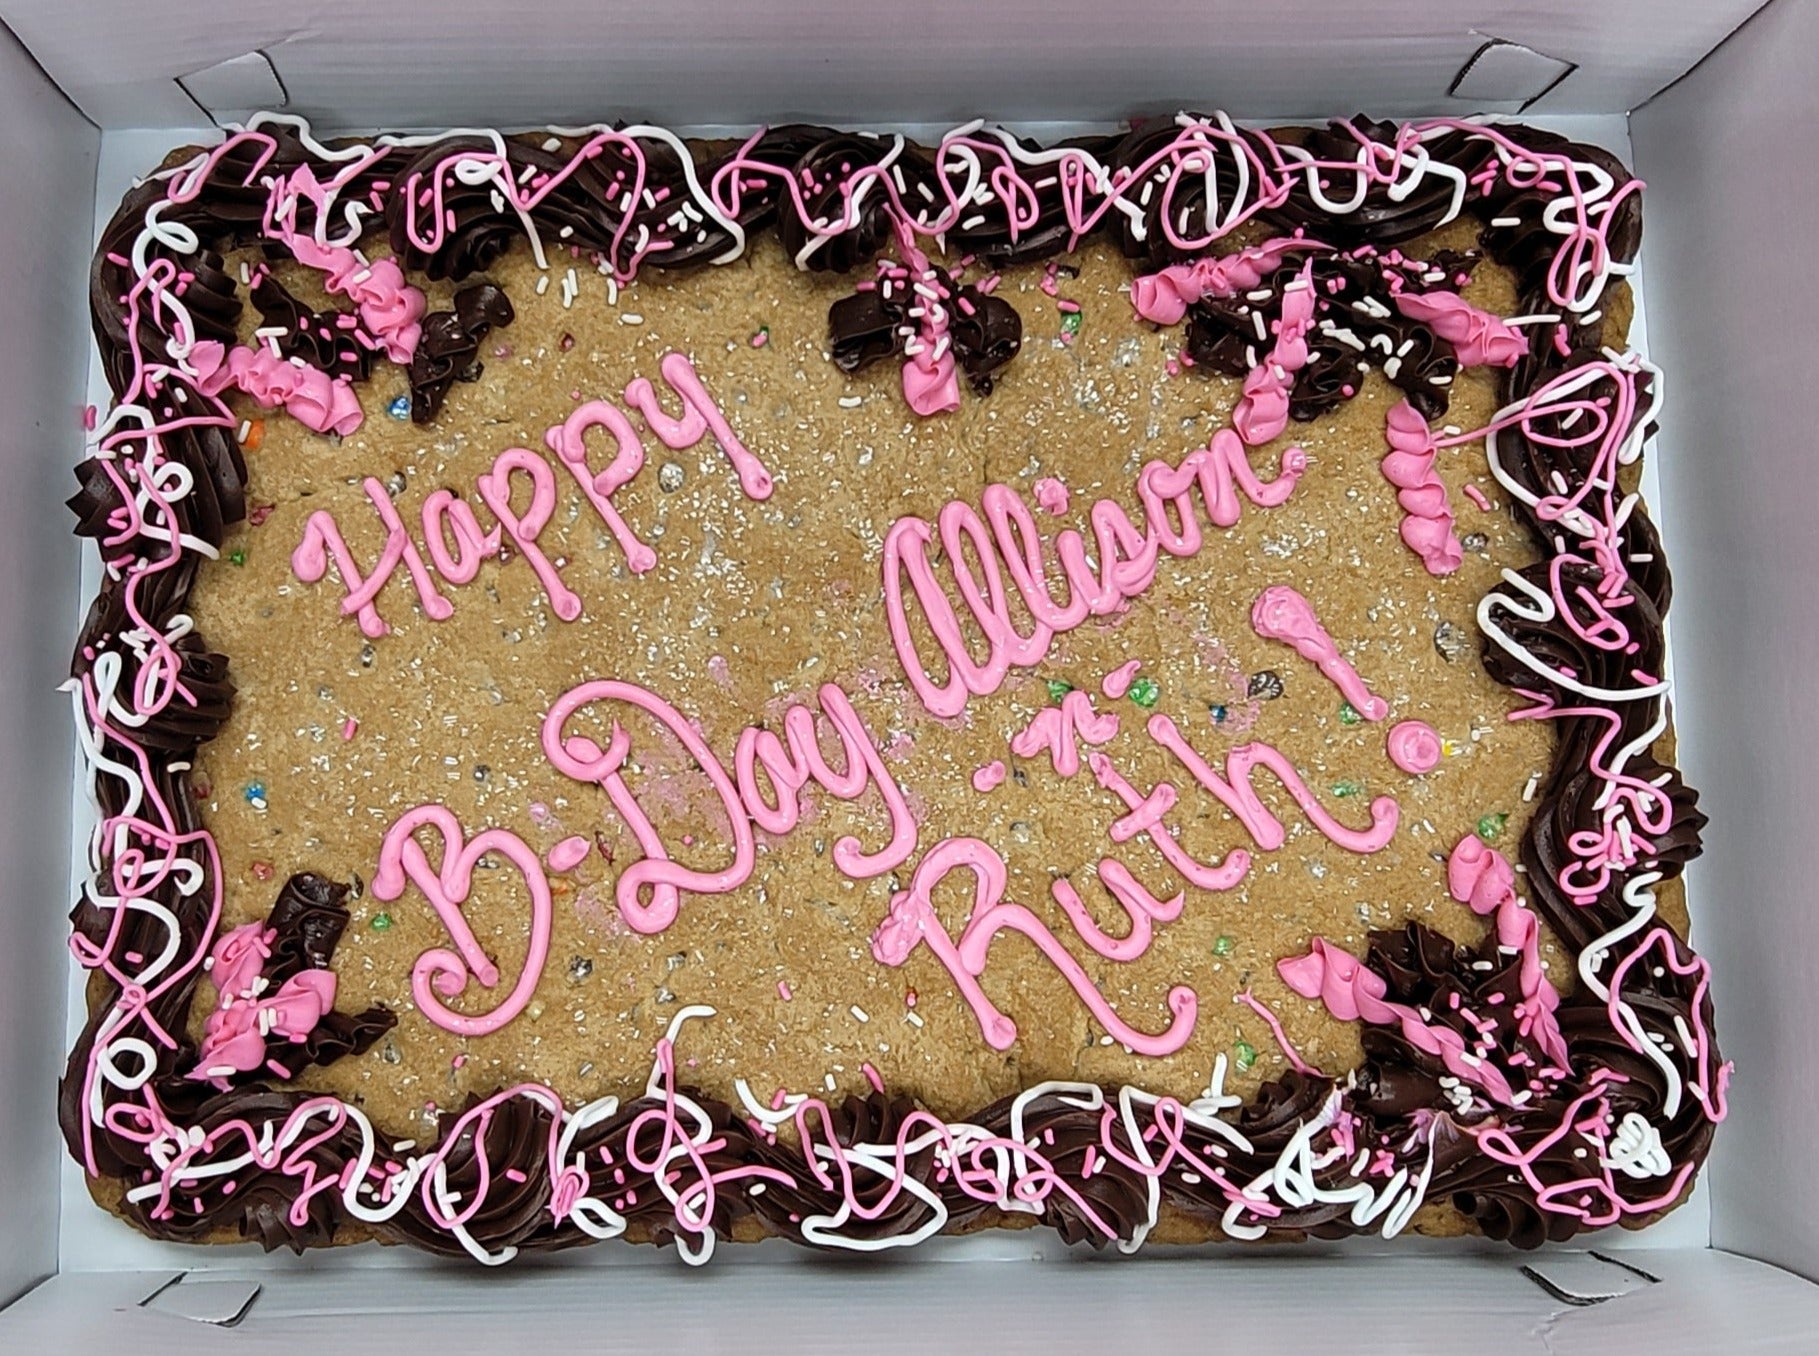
top-left (1231, 260), bottom-right (1317, 447)
top-left (193, 339), bottom-right (364, 436)
top-left (1386, 719), bottom-right (1443, 775)
top-left (1033, 477), bottom-right (1070, 516)
top-left (1381, 399), bottom-right (1462, 575)
top-left (1394, 290), bottom-right (1528, 368)
top-left (1129, 238), bottom-right (1323, 326)
top-left (902, 351), bottom-right (961, 416)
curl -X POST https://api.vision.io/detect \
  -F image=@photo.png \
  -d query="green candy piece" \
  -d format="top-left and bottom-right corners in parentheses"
top-left (1127, 676), bottom-right (1160, 709)
top-left (1046, 679), bottom-right (1075, 702)
top-left (1332, 780), bottom-right (1364, 798)
top-left (1212, 935), bottom-right (1235, 957)
top-left (1338, 701), bottom-right (1362, 725)
top-left (1060, 309), bottom-right (1083, 335)
top-left (370, 912), bottom-right (393, 932)
top-left (227, 548), bottom-right (247, 567)
top-left (1478, 811), bottom-right (1510, 842)
top-left (1233, 1039), bottom-right (1258, 1073)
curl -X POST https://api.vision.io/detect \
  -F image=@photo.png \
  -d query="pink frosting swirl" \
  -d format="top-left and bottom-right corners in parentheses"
top-left (1446, 835), bottom-right (1570, 1068)
top-left (902, 350), bottom-right (961, 416)
top-left (1129, 238), bottom-right (1324, 326)
top-left (1277, 938), bottom-right (1517, 1103)
top-left (1381, 400), bottom-right (1462, 575)
top-left (1393, 290), bottom-right (1528, 368)
top-left (1386, 719), bottom-right (1443, 775)
top-left (1231, 260), bottom-right (1317, 447)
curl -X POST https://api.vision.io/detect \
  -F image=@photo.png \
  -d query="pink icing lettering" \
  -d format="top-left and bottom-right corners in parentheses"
top-left (1381, 400), bottom-right (1462, 575)
top-left (1386, 720), bottom-right (1443, 775)
top-left (542, 680), bottom-right (756, 933)
top-left (1033, 477), bottom-right (1070, 516)
top-left (292, 477), bottom-right (452, 637)
top-left (1250, 584), bottom-right (1387, 720)
top-left (1009, 689), bottom-right (1119, 778)
top-left (1145, 715), bottom-right (1400, 855)
top-left (372, 804), bottom-right (554, 1036)
top-left (420, 489), bottom-right (501, 585)
top-left (886, 436), bottom-right (1302, 719)
top-left (624, 353), bottom-right (773, 500)
top-left (1102, 660), bottom-right (1143, 700)
top-left (870, 838), bottom-right (1196, 1055)
top-left (544, 401), bottom-right (658, 574)
top-left (730, 682), bottom-right (918, 879)
top-left (476, 448), bottom-right (583, 622)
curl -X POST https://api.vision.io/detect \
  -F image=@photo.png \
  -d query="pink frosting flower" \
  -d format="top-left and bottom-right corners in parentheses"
top-left (337, 256), bottom-right (426, 365)
top-left (1394, 290), bottom-right (1528, 367)
top-left (1129, 238), bottom-right (1326, 326)
top-left (208, 922), bottom-right (275, 1002)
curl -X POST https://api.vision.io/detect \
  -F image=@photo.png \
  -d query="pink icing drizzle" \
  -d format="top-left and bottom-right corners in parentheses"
top-left (1249, 585), bottom-right (1387, 720)
top-left (548, 835), bottom-right (591, 872)
top-left (1381, 400), bottom-right (1463, 575)
top-left (1386, 720), bottom-right (1443, 775)
top-left (1032, 477), bottom-right (1070, 516)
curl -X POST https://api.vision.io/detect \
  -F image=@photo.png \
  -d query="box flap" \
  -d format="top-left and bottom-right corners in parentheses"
top-left (0, 0), bottom-right (1773, 130)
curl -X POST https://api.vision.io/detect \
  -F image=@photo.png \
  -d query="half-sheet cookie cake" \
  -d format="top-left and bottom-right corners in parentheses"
top-left (63, 112), bottom-right (1724, 1263)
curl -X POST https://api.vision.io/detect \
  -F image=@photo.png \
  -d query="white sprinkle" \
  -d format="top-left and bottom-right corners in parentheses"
top-left (542, 136), bottom-right (563, 153)
top-left (1523, 774), bottom-right (1540, 802)
top-left (850, 1005), bottom-right (870, 1024)
top-left (838, 396), bottom-right (863, 409)
top-left (824, 1073), bottom-right (837, 1092)
top-left (535, 274), bottom-right (550, 295)
top-left (1491, 215), bottom-right (1522, 228)
top-left (606, 276), bottom-right (619, 306)
top-left (558, 225), bottom-right (574, 239)
top-left (906, 1012), bottom-right (925, 1028)
top-left (1252, 311), bottom-right (1268, 341)
top-left (620, 313), bottom-right (644, 325)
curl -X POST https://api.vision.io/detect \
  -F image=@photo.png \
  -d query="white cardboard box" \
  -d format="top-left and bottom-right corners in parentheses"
top-left (0, 1), bottom-right (1814, 1348)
